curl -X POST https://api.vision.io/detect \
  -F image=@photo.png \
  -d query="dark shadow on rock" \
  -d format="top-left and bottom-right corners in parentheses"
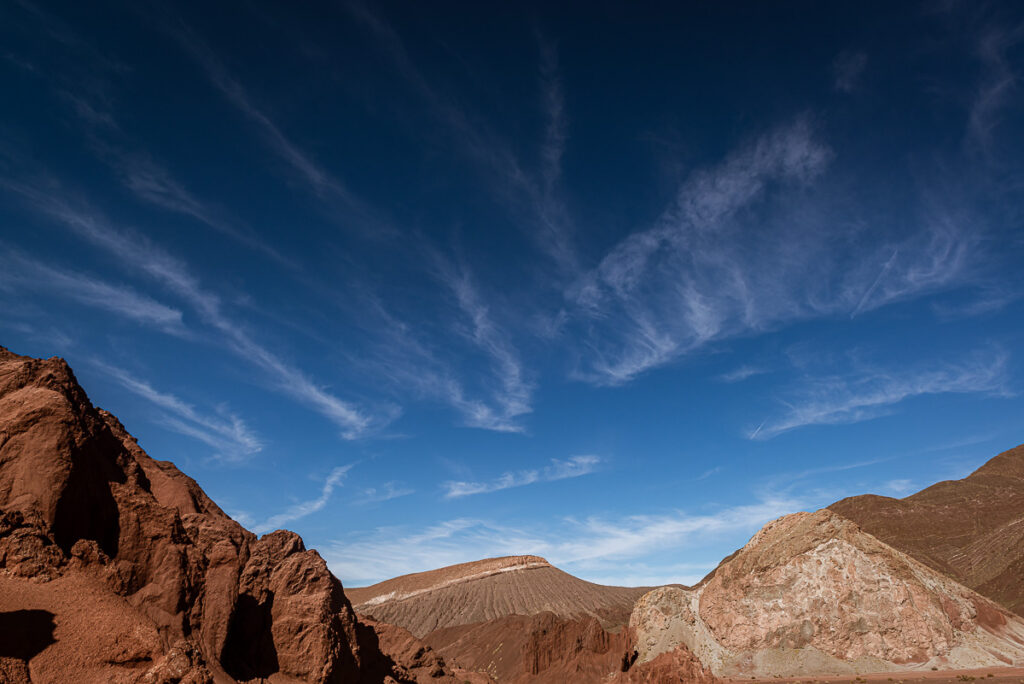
top-left (52, 429), bottom-right (124, 558)
top-left (0, 610), bottom-right (56, 660)
top-left (221, 592), bottom-right (278, 680)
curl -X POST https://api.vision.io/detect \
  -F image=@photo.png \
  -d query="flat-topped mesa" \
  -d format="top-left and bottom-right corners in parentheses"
top-left (348, 555), bottom-right (647, 638)
top-left (350, 555), bottom-right (552, 608)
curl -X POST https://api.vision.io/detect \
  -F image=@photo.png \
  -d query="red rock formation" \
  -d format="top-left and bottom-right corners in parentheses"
top-left (830, 444), bottom-right (1024, 616)
top-left (0, 346), bottom-right (465, 682)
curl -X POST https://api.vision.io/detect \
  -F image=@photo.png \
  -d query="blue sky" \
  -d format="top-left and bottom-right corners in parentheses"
top-left (2, 1), bottom-right (1023, 587)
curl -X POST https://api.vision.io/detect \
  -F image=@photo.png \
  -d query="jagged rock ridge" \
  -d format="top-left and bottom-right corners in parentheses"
top-left (0, 346), bottom-right (472, 683)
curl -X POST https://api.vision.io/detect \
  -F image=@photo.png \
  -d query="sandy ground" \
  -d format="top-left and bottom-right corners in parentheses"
top-left (725, 666), bottom-right (1024, 684)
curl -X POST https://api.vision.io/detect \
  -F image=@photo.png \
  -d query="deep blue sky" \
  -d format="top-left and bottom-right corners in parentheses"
top-left (2, 1), bottom-right (1023, 587)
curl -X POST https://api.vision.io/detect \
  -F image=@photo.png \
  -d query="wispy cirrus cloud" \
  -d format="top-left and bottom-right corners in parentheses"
top-left (253, 464), bottom-right (353, 534)
top-left (326, 493), bottom-right (800, 586)
top-left (0, 249), bottom-right (185, 333)
top-left (355, 482), bottom-right (415, 505)
top-left (750, 347), bottom-right (1010, 440)
top-left (443, 454), bottom-right (601, 499)
top-left (437, 260), bottom-right (533, 432)
top-left (167, 19), bottom-right (386, 235)
top-left (718, 365), bottom-right (768, 383)
top-left (97, 361), bottom-right (262, 461)
top-left (570, 117), bottom-right (983, 386)
top-left (95, 145), bottom-right (293, 267)
top-left (0, 179), bottom-right (383, 439)
top-left (347, 3), bottom-right (578, 273)
top-left (967, 23), bottom-right (1023, 153)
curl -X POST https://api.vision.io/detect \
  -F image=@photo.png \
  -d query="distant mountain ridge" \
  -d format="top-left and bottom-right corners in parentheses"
top-left (830, 444), bottom-right (1024, 616)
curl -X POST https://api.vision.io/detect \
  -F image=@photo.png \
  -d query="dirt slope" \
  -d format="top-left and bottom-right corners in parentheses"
top-left (629, 510), bottom-right (1024, 678)
top-left (423, 611), bottom-right (718, 684)
top-left (348, 556), bottom-right (647, 637)
top-left (830, 444), bottom-right (1024, 616)
top-left (0, 346), bottom-right (468, 683)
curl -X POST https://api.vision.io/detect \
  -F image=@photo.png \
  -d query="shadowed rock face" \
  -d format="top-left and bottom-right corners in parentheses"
top-left (629, 510), bottom-right (1024, 678)
top-left (830, 444), bottom-right (1024, 617)
top-left (0, 346), bottom-right (467, 683)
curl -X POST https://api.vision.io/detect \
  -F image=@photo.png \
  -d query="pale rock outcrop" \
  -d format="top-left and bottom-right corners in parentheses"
top-left (630, 510), bottom-right (1024, 677)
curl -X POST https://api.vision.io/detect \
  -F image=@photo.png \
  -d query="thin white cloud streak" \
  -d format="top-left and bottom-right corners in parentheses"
top-left (437, 261), bottom-right (533, 432)
top-left (97, 146), bottom-right (293, 267)
top-left (167, 20), bottom-right (384, 234)
top-left (253, 465), bottom-right (353, 534)
top-left (326, 495), bottom-right (800, 586)
top-left (718, 365), bottom-right (768, 383)
top-left (355, 482), bottom-right (415, 505)
top-left (98, 361), bottom-right (262, 461)
top-left (571, 117), bottom-right (981, 386)
top-left (1, 180), bottom-right (379, 438)
top-left (0, 249), bottom-right (185, 333)
top-left (751, 347), bottom-right (1010, 440)
top-left (967, 24), bottom-right (1022, 153)
top-left (443, 455), bottom-right (601, 499)
top-left (347, 287), bottom-right (529, 433)
top-left (12, 16), bottom-right (292, 267)
top-left (347, 3), bottom-right (578, 273)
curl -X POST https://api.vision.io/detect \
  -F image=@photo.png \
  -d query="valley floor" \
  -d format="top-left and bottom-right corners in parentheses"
top-left (727, 666), bottom-right (1024, 684)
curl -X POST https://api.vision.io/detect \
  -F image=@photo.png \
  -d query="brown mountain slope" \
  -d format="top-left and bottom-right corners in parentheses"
top-left (830, 444), bottom-right (1024, 616)
top-left (423, 611), bottom-right (718, 684)
top-left (629, 509), bottom-right (1024, 678)
top-left (347, 555), bottom-right (648, 638)
top-left (0, 346), bottom-right (472, 683)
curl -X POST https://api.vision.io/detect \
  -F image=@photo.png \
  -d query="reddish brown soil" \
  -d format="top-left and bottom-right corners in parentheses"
top-left (724, 665), bottom-right (1024, 684)
top-left (830, 444), bottom-right (1024, 616)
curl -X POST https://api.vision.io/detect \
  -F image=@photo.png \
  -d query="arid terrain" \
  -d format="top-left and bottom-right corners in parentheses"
top-left (348, 554), bottom-right (647, 636)
top-left (2, 345), bottom-right (1024, 683)
top-left (0, 347), bottom-right (482, 683)
top-left (830, 447), bottom-right (1024, 617)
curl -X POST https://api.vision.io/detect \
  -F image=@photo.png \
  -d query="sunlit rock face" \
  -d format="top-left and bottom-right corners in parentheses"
top-left (0, 346), bottom-right (467, 683)
top-left (629, 509), bottom-right (1024, 678)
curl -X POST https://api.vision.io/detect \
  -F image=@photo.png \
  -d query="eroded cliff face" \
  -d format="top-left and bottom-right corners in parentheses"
top-left (0, 347), bottom-right (464, 683)
top-left (629, 510), bottom-right (1024, 678)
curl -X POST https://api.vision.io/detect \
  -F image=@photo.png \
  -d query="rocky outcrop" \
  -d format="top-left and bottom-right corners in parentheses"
top-left (348, 555), bottom-right (647, 638)
top-left (0, 346), bottom-right (463, 682)
top-left (628, 510), bottom-right (1024, 678)
top-left (830, 444), bottom-right (1024, 616)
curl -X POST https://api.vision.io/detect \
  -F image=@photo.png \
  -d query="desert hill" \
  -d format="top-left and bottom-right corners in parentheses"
top-left (830, 444), bottom-right (1024, 616)
top-left (347, 555), bottom-right (647, 638)
top-left (628, 509), bottom-right (1024, 678)
top-left (0, 346), bottom-right (478, 683)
